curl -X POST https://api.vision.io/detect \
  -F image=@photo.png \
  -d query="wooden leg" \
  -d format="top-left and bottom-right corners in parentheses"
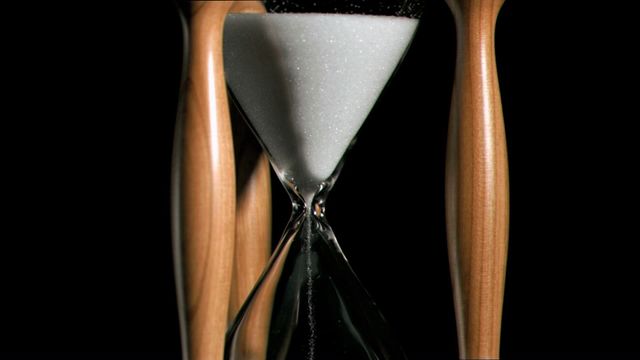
top-left (172, 2), bottom-right (269, 360)
top-left (227, 106), bottom-right (272, 357)
top-left (226, 0), bottom-right (271, 332)
top-left (445, 0), bottom-right (509, 358)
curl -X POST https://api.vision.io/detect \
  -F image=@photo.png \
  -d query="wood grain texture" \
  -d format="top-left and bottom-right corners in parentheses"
top-left (227, 150), bottom-right (271, 358)
top-left (227, 0), bottom-right (271, 328)
top-left (172, 2), bottom-right (270, 360)
top-left (445, 0), bottom-right (509, 358)
top-left (180, 2), bottom-right (236, 359)
top-left (227, 120), bottom-right (271, 319)
top-left (224, 5), bottom-right (272, 360)
top-left (226, 6), bottom-right (274, 353)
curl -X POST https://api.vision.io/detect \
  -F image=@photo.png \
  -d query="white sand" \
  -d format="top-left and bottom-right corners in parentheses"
top-left (224, 13), bottom-right (417, 196)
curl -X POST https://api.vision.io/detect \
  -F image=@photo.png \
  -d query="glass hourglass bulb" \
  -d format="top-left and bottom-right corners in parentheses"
top-left (222, 2), bottom-right (421, 359)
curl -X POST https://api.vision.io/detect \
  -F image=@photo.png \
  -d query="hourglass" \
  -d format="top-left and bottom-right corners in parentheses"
top-left (221, 1), bottom-right (422, 359)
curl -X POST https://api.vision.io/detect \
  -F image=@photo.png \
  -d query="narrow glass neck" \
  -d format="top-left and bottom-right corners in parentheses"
top-left (274, 156), bottom-right (344, 213)
top-left (288, 180), bottom-right (329, 218)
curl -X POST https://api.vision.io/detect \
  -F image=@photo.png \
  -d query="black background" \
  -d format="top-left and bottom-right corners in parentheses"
top-left (2, 0), bottom-right (639, 358)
